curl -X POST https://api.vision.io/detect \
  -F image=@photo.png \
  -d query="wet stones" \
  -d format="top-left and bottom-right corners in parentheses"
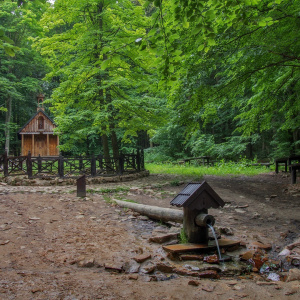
top-left (133, 253), bottom-right (151, 263)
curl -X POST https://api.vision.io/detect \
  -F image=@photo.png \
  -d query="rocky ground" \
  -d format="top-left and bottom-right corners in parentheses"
top-left (0, 171), bottom-right (300, 299)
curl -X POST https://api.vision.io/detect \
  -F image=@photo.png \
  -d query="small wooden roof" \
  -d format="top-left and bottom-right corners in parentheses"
top-left (18, 109), bottom-right (56, 134)
top-left (170, 181), bottom-right (225, 210)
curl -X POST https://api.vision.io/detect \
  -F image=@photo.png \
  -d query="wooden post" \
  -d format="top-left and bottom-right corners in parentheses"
top-left (3, 152), bottom-right (8, 177)
top-left (79, 155), bottom-right (83, 170)
top-left (32, 134), bottom-right (35, 157)
top-left (137, 149), bottom-right (140, 172)
top-left (119, 152), bottom-right (124, 175)
top-left (141, 148), bottom-right (145, 170)
top-left (27, 151), bottom-right (33, 179)
top-left (57, 135), bottom-right (59, 155)
top-left (47, 134), bottom-right (50, 156)
top-left (38, 154), bottom-right (42, 173)
top-left (21, 134), bottom-right (24, 156)
top-left (91, 155), bottom-right (96, 177)
top-left (58, 154), bottom-right (64, 178)
top-left (77, 175), bottom-right (86, 197)
top-left (183, 208), bottom-right (209, 244)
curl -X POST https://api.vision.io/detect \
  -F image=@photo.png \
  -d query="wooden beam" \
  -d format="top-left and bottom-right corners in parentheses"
top-left (21, 134), bottom-right (24, 156)
top-left (57, 135), bottom-right (59, 155)
top-left (32, 134), bottom-right (35, 156)
top-left (47, 134), bottom-right (49, 156)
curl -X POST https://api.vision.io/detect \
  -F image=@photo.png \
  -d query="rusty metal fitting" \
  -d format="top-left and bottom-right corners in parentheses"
top-left (195, 213), bottom-right (215, 227)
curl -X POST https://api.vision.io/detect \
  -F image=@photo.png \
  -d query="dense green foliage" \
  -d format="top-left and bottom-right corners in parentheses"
top-left (0, 0), bottom-right (49, 154)
top-left (1, 0), bottom-right (299, 161)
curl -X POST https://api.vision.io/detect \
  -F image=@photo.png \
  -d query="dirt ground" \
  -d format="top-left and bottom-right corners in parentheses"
top-left (0, 171), bottom-right (300, 299)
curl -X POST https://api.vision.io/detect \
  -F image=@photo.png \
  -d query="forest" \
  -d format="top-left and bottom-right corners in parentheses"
top-left (1, 0), bottom-right (299, 162)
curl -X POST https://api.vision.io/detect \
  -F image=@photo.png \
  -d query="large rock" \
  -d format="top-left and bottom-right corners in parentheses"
top-left (286, 268), bottom-right (300, 282)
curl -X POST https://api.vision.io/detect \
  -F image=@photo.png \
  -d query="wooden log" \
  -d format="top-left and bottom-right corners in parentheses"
top-left (114, 200), bottom-right (183, 223)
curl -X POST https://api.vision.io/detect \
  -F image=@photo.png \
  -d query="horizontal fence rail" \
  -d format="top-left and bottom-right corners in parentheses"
top-left (0, 150), bottom-right (145, 179)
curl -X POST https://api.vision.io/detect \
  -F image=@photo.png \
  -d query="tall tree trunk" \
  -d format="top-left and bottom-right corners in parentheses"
top-left (110, 127), bottom-right (119, 159)
top-left (4, 95), bottom-right (12, 154)
top-left (101, 134), bottom-right (110, 163)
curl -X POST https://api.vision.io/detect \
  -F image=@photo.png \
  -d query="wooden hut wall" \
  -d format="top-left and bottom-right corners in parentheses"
top-left (22, 134), bottom-right (59, 156)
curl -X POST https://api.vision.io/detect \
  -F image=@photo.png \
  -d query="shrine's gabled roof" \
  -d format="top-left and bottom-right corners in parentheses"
top-left (18, 109), bottom-right (55, 134)
top-left (170, 181), bottom-right (225, 210)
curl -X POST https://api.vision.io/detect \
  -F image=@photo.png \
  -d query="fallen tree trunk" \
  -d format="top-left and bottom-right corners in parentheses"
top-left (114, 200), bottom-right (183, 223)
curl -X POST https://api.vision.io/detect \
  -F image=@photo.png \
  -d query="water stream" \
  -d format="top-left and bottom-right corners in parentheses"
top-left (208, 224), bottom-right (223, 261)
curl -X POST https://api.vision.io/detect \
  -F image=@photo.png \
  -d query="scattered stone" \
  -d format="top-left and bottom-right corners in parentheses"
top-left (233, 284), bottom-right (245, 291)
top-left (77, 258), bottom-right (95, 268)
top-left (198, 270), bottom-right (220, 279)
top-left (237, 205), bottom-right (249, 209)
top-left (29, 217), bottom-right (40, 220)
top-left (267, 273), bottom-right (280, 281)
top-left (31, 288), bottom-right (42, 293)
top-left (256, 281), bottom-right (279, 286)
top-left (252, 241), bottom-right (272, 250)
top-left (149, 233), bottom-right (179, 244)
top-left (202, 284), bottom-right (215, 292)
top-left (270, 195), bottom-right (277, 198)
top-left (235, 209), bottom-right (246, 213)
top-left (175, 267), bottom-right (199, 277)
top-left (240, 251), bottom-right (254, 261)
top-left (286, 239), bottom-right (300, 250)
top-left (156, 262), bottom-right (174, 273)
top-left (104, 263), bottom-right (123, 273)
top-left (204, 254), bottom-right (219, 264)
top-left (140, 262), bottom-right (155, 274)
top-left (0, 240), bottom-right (10, 245)
top-left (286, 268), bottom-right (300, 282)
top-left (226, 280), bottom-right (239, 285)
top-left (123, 260), bottom-right (140, 274)
top-left (75, 215), bottom-right (84, 219)
top-left (188, 280), bottom-right (200, 286)
top-left (133, 253), bottom-right (151, 263)
top-left (279, 248), bottom-right (290, 256)
top-left (128, 274), bottom-right (138, 280)
top-left (284, 286), bottom-right (298, 296)
top-left (219, 227), bottom-right (234, 236)
top-left (180, 254), bottom-right (204, 261)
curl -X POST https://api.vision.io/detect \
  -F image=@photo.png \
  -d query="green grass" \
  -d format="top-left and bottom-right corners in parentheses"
top-left (145, 161), bottom-right (272, 177)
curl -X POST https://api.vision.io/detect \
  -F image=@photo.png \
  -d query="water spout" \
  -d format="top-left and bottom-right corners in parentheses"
top-left (208, 224), bottom-right (223, 261)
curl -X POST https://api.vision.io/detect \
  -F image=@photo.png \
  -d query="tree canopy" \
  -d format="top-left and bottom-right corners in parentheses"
top-left (1, 0), bottom-right (299, 159)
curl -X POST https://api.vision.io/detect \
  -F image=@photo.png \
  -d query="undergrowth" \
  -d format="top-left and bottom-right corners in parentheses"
top-left (146, 161), bottom-right (272, 177)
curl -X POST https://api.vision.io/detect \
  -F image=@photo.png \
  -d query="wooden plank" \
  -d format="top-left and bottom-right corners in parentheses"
top-left (163, 239), bottom-right (240, 253)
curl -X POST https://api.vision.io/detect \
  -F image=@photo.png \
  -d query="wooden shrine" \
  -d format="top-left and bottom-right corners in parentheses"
top-left (18, 94), bottom-right (59, 157)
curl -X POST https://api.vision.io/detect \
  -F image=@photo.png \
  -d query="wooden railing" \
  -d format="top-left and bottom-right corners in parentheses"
top-left (0, 150), bottom-right (145, 179)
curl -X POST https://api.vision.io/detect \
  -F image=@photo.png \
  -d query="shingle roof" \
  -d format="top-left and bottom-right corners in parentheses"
top-left (170, 181), bottom-right (225, 210)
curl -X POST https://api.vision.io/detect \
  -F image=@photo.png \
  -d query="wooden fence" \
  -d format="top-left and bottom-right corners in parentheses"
top-left (0, 150), bottom-right (144, 178)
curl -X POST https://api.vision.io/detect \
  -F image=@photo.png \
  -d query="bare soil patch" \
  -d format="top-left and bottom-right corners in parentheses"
top-left (0, 172), bottom-right (299, 299)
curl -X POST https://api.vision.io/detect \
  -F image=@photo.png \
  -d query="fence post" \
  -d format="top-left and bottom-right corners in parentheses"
top-left (141, 148), bottom-right (145, 170)
top-left (119, 152), bottom-right (124, 175)
top-left (38, 154), bottom-right (42, 173)
top-left (27, 151), bottom-right (33, 179)
top-left (58, 154), bottom-right (64, 178)
top-left (3, 151), bottom-right (8, 177)
top-left (137, 149), bottom-right (141, 172)
top-left (79, 155), bottom-right (83, 170)
top-left (91, 155), bottom-right (96, 177)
